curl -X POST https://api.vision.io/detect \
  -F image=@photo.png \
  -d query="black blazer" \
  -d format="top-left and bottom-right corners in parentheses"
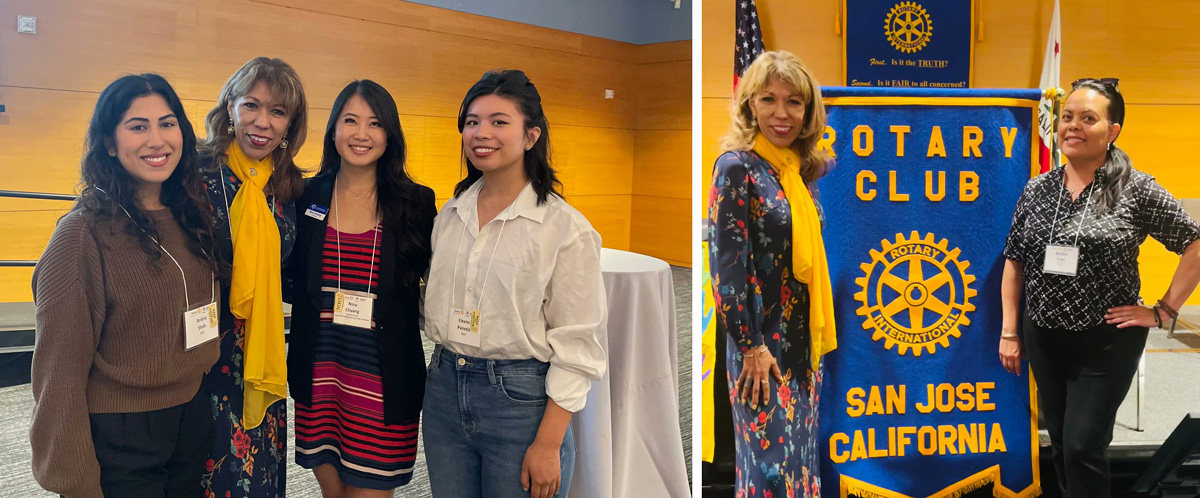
top-left (286, 169), bottom-right (437, 424)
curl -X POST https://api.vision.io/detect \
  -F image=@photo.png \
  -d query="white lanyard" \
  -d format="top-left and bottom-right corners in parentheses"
top-left (1046, 173), bottom-right (1096, 248)
top-left (332, 184), bottom-right (380, 294)
top-left (450, 182), bottom-right (528, 312)
top-left (115, 205), bottom-right (216, 311)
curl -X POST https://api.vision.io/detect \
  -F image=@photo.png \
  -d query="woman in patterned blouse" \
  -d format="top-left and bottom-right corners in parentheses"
top-left (198, 57), bottom-right (309, 498)
top-left (707, 51), bottom-right (837, 498)
top-left (999, 78), bottom-right (1200, 498)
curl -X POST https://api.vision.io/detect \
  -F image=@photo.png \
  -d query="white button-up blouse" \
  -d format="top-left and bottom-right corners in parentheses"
top-left (424, 181), bottom-right (607, 412)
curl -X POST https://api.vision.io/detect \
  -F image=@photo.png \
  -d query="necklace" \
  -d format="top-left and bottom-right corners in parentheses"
top-left (337, 171), bottom-right (376, 202)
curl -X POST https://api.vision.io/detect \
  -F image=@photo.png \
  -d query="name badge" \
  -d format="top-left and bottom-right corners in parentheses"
top-left (1043, 244), bottom-right (1080, 276)
top-left (184, 302), bottom-right (219, 350)
top-left (333, 292), bottom-right (374, 329)
top-left (304, 203), bottom-right (328, 221)
top-left (449, 307), bottom-right (481, 347)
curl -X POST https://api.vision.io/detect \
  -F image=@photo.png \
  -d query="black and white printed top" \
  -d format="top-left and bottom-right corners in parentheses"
top-left (1003, 166), bottom-right (1200, 331)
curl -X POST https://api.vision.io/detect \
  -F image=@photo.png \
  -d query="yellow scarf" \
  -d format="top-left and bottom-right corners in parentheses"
top-left (225, 144), bottom-right (286, 430)
top-left (750, 134), bottom-right (837, 370)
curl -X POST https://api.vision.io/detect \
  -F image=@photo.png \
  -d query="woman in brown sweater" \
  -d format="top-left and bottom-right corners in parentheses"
top-left (30, 74), bottom-right (222, 498)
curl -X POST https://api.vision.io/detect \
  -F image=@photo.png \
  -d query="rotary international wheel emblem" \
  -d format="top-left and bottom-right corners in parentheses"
top-left (854, 232), bottom-right (976, 356)
top-left (885, 2), bottom-right (933, 53)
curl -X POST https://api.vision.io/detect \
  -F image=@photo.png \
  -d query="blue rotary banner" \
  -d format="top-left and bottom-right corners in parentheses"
top-left (844, 0), bottom-right (974, 88)
top-left (816, 87), bottom-right (1042, 497)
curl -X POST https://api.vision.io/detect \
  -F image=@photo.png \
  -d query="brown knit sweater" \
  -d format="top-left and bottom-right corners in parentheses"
top-left (30, 207), bottom-right (220, 498)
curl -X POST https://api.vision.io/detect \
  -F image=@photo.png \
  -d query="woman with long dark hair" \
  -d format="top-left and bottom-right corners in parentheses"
top-left (422, 69), bottom-right (607, 498)
top-left (198, 57), bottom-right (309, 498)
top-left (30, 73), bottom-right (220, 498)
top-left (999, 78), bottom-right (1200, 497)
top-left (287, 79), bottom-right (436, 497)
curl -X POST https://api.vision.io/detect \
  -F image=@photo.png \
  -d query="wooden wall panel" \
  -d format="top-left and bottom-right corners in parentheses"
top-left (637, 40), bottom-right (692, 65)
top-left (558, 127), bottom-right (635, 197)
top-left (0, 0), bottom-right (691, 301)
top-left (251, 0), bottom-right (640, 63)
top-left (571, 195), bottom-right (632, 252)
top-left (633, 130), bottom-right (691, 200)
top-left (0, 209), bottom-right (72, 304)
top-left (0, 270), bottom-right (36, 306)
top-left (0, 0), bottom-right (637, 129)
top-left (701, 98), bottom-right (732, 209)
top-left (630, 196), bottom-right (689, 267)
top-left (408, 116), bottom-right (467, 201)
top-left (1062, 1), bottom-right (1200, 105)
top-left (972, 0), bottom-right (1045, 90)
top-left (629, 41), bottom-right (692, 267)
top-left (0, 87), bottom-right (94, 205)
top-left (701, 0), bottom-right (735, 100)
top-left (636, 60), bottom-right (692, 130)
top-left (1116, 106), bottom-right (1200, 199)
top-left (701, 0), bottom-right (1200, 302)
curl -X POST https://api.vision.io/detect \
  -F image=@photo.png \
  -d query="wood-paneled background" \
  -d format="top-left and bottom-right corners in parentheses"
top-left (0, 0), bottom-right (692, 302)
top-left (703, 0), bottom-right (1200, 304)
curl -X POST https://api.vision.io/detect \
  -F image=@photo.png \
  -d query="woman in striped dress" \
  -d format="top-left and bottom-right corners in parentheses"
top-left (287, 80), bottom-right (437, 497)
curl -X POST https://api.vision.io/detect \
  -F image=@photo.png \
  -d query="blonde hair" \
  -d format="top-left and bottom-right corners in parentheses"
top-left (200, 57), bottom-right (308, 202)
top-left (721, 51), bottom-right (831, 182)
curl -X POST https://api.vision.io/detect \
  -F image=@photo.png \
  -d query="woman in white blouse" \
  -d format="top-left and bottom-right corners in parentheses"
top-left (422, 69), bottom-right (607, 498)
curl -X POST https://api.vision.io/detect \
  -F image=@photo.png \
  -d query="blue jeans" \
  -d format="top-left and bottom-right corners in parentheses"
top-left (423, 345), bottom-right (575, 498)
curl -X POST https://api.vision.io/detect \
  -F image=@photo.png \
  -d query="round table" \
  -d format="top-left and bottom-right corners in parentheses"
top-left (569, 248), bottom-right (690, 498)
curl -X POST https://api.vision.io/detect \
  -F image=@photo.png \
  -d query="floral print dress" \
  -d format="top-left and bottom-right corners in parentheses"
top-left (708, 150), bottom-right (825, 498)
top-left (200, 160), bottom-right (296, 498)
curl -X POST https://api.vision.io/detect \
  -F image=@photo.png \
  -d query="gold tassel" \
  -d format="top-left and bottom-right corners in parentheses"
top-left (835, 0), bottom-right (842, 36)
top-left (975, 0), bottom-right (984, 41)
top-left (843, 471), bottom-right (1037, 498)
top-left (841, 487), bottom-right (892, 498)
top-left (944, 474), bottom-right (995, 498)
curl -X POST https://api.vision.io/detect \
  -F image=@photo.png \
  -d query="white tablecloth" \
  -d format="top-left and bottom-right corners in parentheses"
top-left (570, 248), bottom-right (690, 498)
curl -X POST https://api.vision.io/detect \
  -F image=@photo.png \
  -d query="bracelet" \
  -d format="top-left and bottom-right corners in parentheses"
top-left (1000, 334), bottom-right (1019, 341)
top-left (1156, 299), bottom-right (1180, 319)
top-left (1152, 304), bottom-right (1164, 329)
top-left (743, 344), bottom-right (768, 357)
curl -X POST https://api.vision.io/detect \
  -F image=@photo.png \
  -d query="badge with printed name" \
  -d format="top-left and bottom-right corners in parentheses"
top-left (1043, 244), bottom-right (1080, 276)
top-left (184, 302), bottom-right (219, 350)
top-left (333, 291), bottom-right (374, 329)
top-left (304, 203), bottom-right (328, 221)
top-left (449, 307), bottom-right (481, 347)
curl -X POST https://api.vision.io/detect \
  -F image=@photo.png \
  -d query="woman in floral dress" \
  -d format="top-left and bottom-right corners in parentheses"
top-left (198, 57), bottom-right (309, 498)
top-left (707, 51), bottom-right (837, 498)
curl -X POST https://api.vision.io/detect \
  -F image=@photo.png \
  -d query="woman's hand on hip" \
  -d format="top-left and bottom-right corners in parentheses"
top-left (737, 345), bottom-right (784, 410)
top-left (1105, 305), bottom-right (1159, 329)
top-left (522, 438), bottom-right (562, 498)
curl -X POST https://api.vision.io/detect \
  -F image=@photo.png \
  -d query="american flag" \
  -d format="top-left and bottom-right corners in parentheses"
top-left (734, 0), bottom-right (765, 88)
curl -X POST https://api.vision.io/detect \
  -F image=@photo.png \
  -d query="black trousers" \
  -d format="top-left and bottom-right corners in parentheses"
top-left (1024, 317), bottom-right (1148, 498)
top-left (86, 384), bottom-right (211, 498)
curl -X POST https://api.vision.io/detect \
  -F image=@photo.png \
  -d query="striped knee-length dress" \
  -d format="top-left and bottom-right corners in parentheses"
top-left (294, 225), bottom-right (419, 490)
